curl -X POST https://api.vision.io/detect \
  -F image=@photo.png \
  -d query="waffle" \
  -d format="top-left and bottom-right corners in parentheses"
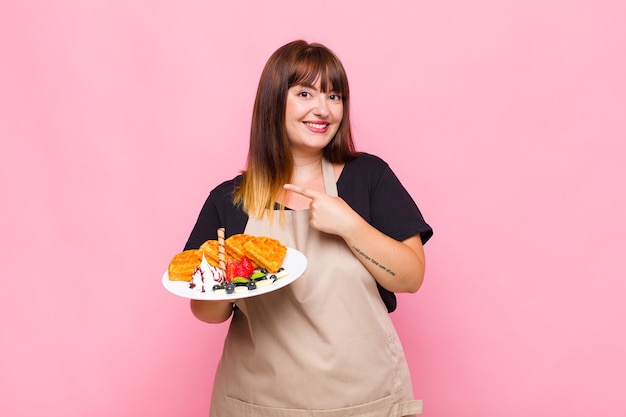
top-left (225, 233), bottom-right (255, 262)
top-left (243, 236), bottom-right (287, 273)
top-left (199, 240), bottom-right (221, 267)
top-left (168, 250), bottom-right (202, 281)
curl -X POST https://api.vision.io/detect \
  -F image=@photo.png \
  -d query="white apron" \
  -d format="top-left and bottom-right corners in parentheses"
top-left (209, 159), bottom-right (422, 416)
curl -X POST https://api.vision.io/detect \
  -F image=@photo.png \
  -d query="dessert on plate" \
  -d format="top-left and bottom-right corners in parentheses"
top-left (167, 234), bottom-right (289, 295)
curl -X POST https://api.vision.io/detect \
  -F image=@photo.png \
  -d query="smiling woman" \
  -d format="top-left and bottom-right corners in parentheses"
top-left (183, 40), bottom-right (432, 416)
top-left (284, 81), bottom-right (343, 157)
top-left (235, 40), bottom-right (356, 219)
top-left (3, 1), bottom-right (625, 417)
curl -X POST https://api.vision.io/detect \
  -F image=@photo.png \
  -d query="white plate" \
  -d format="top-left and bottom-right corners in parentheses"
top-left (162, 247), bottom-right (307, 300)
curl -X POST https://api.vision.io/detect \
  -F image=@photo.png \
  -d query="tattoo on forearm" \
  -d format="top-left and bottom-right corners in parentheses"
top-left (351, 246), bottom-right (396, 276)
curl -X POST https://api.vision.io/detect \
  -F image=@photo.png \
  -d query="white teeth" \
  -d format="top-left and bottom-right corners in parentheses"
top-left (305, 122), bottom-right (327, 129)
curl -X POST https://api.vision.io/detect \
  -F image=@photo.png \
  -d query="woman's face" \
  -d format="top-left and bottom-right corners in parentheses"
top-left (284, 79), bottom-right (343, 155)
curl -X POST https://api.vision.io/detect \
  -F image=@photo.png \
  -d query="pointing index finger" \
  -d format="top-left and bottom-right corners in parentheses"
top-left (283, 184), bottom-right (321, 199)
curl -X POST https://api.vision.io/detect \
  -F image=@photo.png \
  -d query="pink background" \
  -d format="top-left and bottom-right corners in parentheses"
top-left (2, 1), bottom-right (625, 416)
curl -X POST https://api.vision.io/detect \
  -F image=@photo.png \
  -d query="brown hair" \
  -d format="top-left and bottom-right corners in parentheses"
top-left (234, 40), bottom-right (359, 218)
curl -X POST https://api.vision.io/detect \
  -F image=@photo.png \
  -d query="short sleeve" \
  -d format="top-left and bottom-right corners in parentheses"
top-left (370, 163), bottom-right (433, 244)
top-left (338, 154), bottom-right (432, 244)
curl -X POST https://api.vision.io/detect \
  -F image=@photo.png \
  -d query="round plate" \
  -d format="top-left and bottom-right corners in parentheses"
top-left (162, 247), bottom-right (307, 300)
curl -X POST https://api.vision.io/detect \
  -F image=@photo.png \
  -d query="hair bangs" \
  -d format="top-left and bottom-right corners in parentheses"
top-left (288, 45), bottom-right (348, 96)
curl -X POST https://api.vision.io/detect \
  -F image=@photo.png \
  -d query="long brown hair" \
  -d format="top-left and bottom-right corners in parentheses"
top-left (235, 40), bottom-right (359, 218)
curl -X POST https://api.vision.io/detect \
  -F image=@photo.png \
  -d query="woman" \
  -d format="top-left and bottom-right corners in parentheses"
top-left (184, 40), bottom-right (432, 417)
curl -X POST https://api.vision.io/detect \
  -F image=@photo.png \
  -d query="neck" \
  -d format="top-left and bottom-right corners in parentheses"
top-left (291, 156), bottom-right (323, 185)
top-left (280, 156), bottom-right (325, 209)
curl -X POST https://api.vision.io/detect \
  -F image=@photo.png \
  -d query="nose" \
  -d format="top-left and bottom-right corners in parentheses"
top-left (313, 95), bottom-right (330, 117)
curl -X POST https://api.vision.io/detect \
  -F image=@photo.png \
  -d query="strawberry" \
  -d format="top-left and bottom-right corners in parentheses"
top-left (234, 256), bottom-right (254, 279)
top-left (233, 263), bottom-right (245, 278)
top-left (225, 258), bottom-right (237, 282)
top-left (239, 256), bottom-right (255, 278)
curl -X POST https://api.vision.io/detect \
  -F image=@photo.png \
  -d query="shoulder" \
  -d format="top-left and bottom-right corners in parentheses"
top-left (337, 153), bottom-right (390, 218)
top-left (340, 153), bottom-right (389, 183)
top-left (208, 175), bottom-right (243, 202)
top-left (183, 174), bottom-right (247, 249)
top-left (212, 174), bottom-right (243, 192)
top-left (344, 152), bottom-right (389, 171)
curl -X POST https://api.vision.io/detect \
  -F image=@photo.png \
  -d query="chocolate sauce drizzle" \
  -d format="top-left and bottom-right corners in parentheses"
top-left (189, 266), bottom-right (206, 292)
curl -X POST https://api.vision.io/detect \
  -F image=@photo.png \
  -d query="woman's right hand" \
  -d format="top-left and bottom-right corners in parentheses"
top-left (190, 300), bottom-right (234, 323)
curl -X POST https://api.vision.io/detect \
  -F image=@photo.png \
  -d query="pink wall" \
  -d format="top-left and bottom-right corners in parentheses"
top-left (2, 1), bottom-right (625, 416)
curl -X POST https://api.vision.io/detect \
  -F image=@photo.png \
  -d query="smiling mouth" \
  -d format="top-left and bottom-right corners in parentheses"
top-left (304, 122), bottom-right (329, 129)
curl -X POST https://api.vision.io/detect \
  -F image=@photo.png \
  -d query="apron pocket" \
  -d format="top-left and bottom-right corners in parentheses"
top-left (224, 394), bottom-right (399, 417)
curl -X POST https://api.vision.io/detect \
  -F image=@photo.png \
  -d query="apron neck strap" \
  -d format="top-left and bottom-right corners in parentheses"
top-left (321, 158), bottom-right (338, 197)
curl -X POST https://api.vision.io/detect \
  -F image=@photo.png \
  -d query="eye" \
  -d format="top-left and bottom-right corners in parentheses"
top-left (298, 91), bottom-right (312, 98)
top-left (329, 93), bottom-right (342, 101)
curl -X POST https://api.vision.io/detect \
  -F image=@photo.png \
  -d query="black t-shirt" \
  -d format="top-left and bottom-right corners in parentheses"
top-left (184, 153), bottom-right (433, 312)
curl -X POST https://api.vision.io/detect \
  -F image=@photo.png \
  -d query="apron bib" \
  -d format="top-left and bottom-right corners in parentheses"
top-left (209, 159), bottom-right (422, 417)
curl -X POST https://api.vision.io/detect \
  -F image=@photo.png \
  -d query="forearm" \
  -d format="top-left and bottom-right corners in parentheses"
top-left (342, 217), bottom-right (425, 293)
top-left (190, 300), bottom-right (234, 323)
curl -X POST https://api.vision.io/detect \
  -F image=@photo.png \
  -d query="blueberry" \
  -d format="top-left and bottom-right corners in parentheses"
top-left (269, 274), bottom-right (277, 282)
top-left (247, 281), bottom-right (257, 290)
top-left (261, 268), bottom-right (268, 274)
top-left (225, 282), bottom-right (235, 294)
